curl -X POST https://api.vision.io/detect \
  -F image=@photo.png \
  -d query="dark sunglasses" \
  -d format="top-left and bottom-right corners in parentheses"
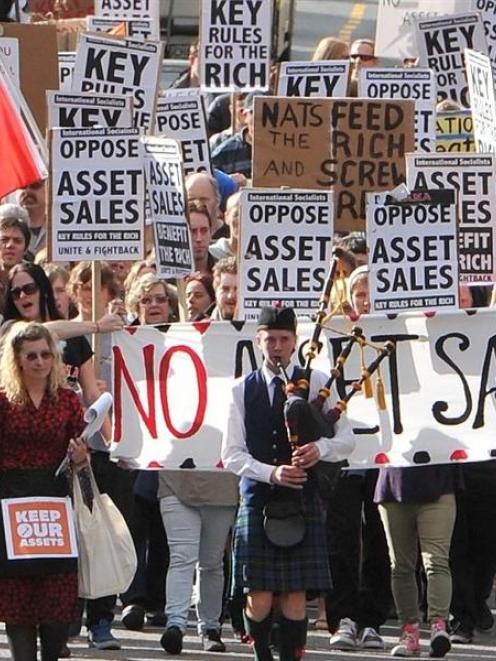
top-left (23, 350), bottom-right (53, 362)
top-left (141, 294), bottom-right (168, 305)
top-left (10, 282), bottom-right (39, 300)
top-left (350, 53), bottom-right (376, 62)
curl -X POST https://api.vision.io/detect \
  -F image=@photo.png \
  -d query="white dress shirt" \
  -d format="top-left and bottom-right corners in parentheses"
top-left (221, 358), bottom-right (356, 484)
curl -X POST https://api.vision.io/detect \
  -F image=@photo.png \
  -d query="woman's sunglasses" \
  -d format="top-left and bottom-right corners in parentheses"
top-left (10, 282), bottom-right (39, 300)
top-left (22, 351), bottom-right (54, 362)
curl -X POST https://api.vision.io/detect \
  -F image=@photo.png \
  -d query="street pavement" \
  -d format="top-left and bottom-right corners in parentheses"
top-left (2, 613), bottom-right (496, 660)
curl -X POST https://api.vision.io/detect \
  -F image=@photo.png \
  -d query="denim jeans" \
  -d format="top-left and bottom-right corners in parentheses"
top-left (159, 496), bottom-right (236, 633)
top-left (379, 493), bottom-right (456, 624)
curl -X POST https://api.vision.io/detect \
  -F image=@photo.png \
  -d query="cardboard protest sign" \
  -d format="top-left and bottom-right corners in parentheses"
top-left (415, 12), bottom-right (488, 109)
top-left (375, 0), bottom-right (466, 60)
top-left (252, 96), bottom-right (415, 232)
top-left (72, 33), bottom-right (163, 130)
top-left (155, 89), bottom-right (212, 176)
top-left (277, 61), bottom-right (350, 97)
top-left (49, 127), bottom-right (144, 261)
top-left (436, 109), bottom-right (475, 151)
top-left (87, 16), bottom-right (156, 41)
top-left (94, 0), bottom-right (160, 24)
top-left (252, 96), bottom-right (332, 190)
top-left (58, 52), bottom-right (76, 92)
top-left (1, 497), bottom-right (77, 559)
top-left (200, 0), bottom-right (272, 92)
top-left (142, 137), bottom-right (193, 278)
top-left (47, 90), bottom-right (133, 128)
top-left (110, 310), bottom-right (496, 469)
top-left (359, 68), bottom-right (436, 152)
top-left (238, 189), bottom-right (333, 319)
top-left (465, 48), bottom-right (496, 153)
top-left (367, 188), bottom-right (458, 313)
top-left (0, 38), bottom-right (20, 86)
top-left (470, 0), bottom-right (496, 76)
top-left (406, 153), bottom-right (496, 283)
top-left (0, 23), bottom-right (58, 131)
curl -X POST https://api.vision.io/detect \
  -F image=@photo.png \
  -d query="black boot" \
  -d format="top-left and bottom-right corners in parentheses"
top-left (243, 613), bottom-right (274, 661)
top-left (278, 616), bottom-right (307, 661)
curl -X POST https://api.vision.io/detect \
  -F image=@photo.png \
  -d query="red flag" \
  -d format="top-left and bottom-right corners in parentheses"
top-left (0, 73), bottom-right (46, 200)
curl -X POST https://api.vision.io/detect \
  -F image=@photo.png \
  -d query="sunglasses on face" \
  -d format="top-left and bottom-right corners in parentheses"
top-left (10, 282), bottom-right (39, 299)
top-left (141, 294), bottom-right (168, 306)
top-left (350, 53), bottom-right (376, 62)
top-left (22, 350), bottom-right (53, 362)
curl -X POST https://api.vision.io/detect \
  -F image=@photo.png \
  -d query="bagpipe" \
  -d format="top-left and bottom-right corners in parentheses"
top-left (263, 248), bottom-right (395, 548)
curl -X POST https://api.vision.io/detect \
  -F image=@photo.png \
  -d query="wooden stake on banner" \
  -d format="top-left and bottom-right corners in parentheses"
top-left (176, 278), bottom-right (188, 322)
top-left (92, 262), bottom-right (102, 378)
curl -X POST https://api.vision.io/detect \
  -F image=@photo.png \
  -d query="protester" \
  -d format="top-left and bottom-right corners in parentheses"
top-left (327, 266), bottom-right (392, 651)
top-left (222, 306), bottom-right (355, 660)
top-left (15, 180), bottom-right (47, 258)
top-left (210, 191), bottom-right (240, 260)
top-left (171, 40), bottom-right (200, 89)
top-left (187, 200), bottom-right (217, 277)
top-left (185, 172), bottom-right (222, 231)
top-left (349, 38), bottom-right (379, 68)
top-left (185, 274), bottom-right (215, 321)
top-left (0, 205), bottom-right (31, 272)
top-left (210, 257), bottom-right (238, 321)
top-left (44, 264), bottom-right (73, 320)
top-left (126, 274), bottom-right (174, 325)
top-left (311, 36), bottom-right (349, 61)
top-left (0, 321), bottom-right (87, 661)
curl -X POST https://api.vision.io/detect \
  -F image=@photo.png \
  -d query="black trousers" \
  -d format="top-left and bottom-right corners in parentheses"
top-left (325, 471), bottom-right (392, 632)
top-left (450, 463), bottom-right (496, 630)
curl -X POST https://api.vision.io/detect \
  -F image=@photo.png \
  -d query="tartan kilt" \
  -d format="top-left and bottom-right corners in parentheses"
top-left (232, 486), bottom-right (332, 593)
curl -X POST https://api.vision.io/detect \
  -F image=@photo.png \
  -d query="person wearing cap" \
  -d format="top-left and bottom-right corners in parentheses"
top-left (211, 92), bottom-right (263, 178)
top-left (221, 306), bottom-right (355, 660)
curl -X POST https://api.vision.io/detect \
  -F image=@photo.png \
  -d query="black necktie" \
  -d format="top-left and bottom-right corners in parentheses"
top-left (272, 376), bottom-right (286, 417)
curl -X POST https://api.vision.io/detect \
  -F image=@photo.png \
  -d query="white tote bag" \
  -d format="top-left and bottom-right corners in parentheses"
top-left (73, 467), bottom-right (137, 599)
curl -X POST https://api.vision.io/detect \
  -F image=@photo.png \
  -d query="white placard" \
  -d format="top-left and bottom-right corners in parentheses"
top-left (94, 0), bottom-right (160, 24)
top-left (277, 61), bottom-right (350, 97)
top-left (49, 127), bottom-right (145, 261)
top-left (155, 88), bottom-right (212, 175)
top-left (200, 0), bottom-right (273, 92)
top-left (359, 68), bottom-right (437, 153)
top-left (142, 136), bottom-right (193, 278)
top-left (375, 0), bottom-right (467, 60)
top-left (465, 48), bottom-right (496, 153)
top-left (367, 188), bottom-right (458, 313)
top-left (72, 34), bottom-right (163, 130)
top-left (239, 188), bottom-right (333, 319)
top-left (0, 38), bottom-right (20, 87)
top-left (406, 153), bottom-right (496, 283)
top-left (470, 0), bottom-right (496, 78)
top-left (47, 91), bottom-right (133, 129)
top-left (87, 16), bottom-right (157, 41)
top-left (58, 52), bottom-right (76, 92)
top-left (110, 312), bottom-right (496, 469)
top-left (415, 12), bottom-right (488, 109)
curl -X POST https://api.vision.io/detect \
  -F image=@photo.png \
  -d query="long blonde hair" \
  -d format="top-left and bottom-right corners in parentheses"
top-left (312, 37), bottom-right (349, 61)
top-left (0, 322), bottom-right (67, 405)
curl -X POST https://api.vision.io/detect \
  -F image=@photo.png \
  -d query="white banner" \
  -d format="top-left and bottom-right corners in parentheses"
top-left (277, 61), bottom-right (350, 97)
top-left (470, 0), bottom-right (496, 78)
top-left (359, 68), bottom-right (437, 152)
top-left (406, 153), bottom-right (496, 283)
top-left (200, 0), bottom-right (272, 92)
top-left (415, 12), bottom-right (488, 109)
top-left (58, 52), bottom-right (76, 92)
top-left (49, 127), bottom-right (145, 261)
top-left (375, 0), bottom-right (466, 60)
top-left (72, 34), bottom-right (163, 130)
top-left (155, 89), bottom-right (212, 176)
top-left (110, 311), bottom-right (496, 469)
top-left (142, 136), bottom-right (193, 278)
top-left (465, 48), bottom-right (496, 153)
top-left (238, 189), bottom-right (333, 319)
top-left (367, 188), bottom-right (458, 313)
top-left (47, 91), bottom-right (133, 129)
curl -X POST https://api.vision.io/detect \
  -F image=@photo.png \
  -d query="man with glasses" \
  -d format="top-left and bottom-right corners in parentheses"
top-left (349, 39), bottom-right (379, 69)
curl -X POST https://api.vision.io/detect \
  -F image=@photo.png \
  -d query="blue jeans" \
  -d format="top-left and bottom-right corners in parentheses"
top-left (159, 496), bottom-right (236, 633)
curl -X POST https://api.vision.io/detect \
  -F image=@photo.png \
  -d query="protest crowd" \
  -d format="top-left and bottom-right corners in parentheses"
top-left (2, 1), bottom-right (496, 660)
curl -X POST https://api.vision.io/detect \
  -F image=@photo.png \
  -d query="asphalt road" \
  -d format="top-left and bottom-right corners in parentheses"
top-left (291, 0), bottom-right (378, 60)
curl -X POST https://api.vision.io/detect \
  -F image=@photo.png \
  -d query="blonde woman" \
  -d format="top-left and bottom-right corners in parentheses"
top-left (312, 36), bottom-right (349, 61)
top-left (0, 322), bottom-right (87, 661)
top-left (126, 274), bottom-right (176, 325)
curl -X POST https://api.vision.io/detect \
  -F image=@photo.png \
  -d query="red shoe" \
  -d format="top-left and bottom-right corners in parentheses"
top-left (391, 622), bottom-right (420, 657)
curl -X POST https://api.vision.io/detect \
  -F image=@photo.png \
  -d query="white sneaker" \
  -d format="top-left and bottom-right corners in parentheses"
top-left (329, 618), bottom-right (358, 650)
top-left (360, 626), bottom-right (385, 649)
